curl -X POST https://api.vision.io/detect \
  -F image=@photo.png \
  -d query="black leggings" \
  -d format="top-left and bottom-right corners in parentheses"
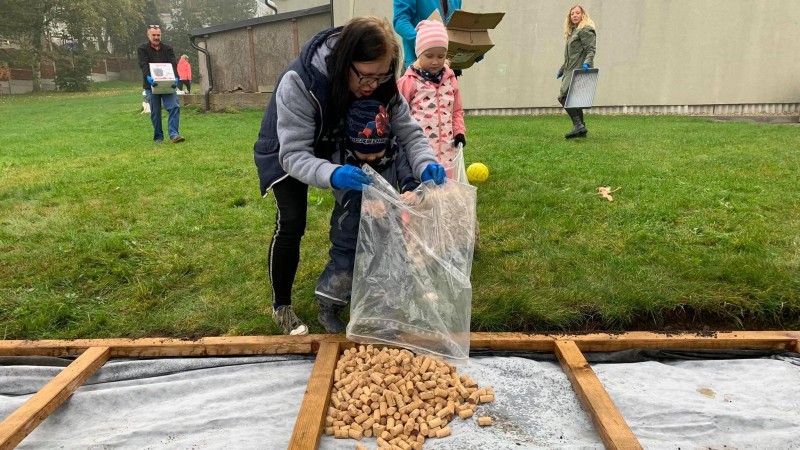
top-left (268, 176), bottom-right (308, 308)
top-left (558, 95), bottom-right (583, 122)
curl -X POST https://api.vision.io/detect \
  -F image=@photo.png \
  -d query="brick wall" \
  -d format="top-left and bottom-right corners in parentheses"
top-left (0, 48), bottom-right (139, 93)
top-left (122, 59), bottom-right (139, 71)
top-left (40, 59), bottom-right (56, 78)
top-left (10, 68), bottom-right (32, 81)
top-left (106, 58), bottom-right (121, 72)
top-left (91, 60), bottom-right (106, 74)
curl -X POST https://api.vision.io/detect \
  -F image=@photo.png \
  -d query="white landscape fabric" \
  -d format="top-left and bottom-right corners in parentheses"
top-left (0, 356), bottom-right (312, 449)
top-left (1, 355), bottom-right (798, 449)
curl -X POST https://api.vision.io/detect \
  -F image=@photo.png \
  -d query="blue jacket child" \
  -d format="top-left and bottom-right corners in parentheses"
top-left (315, 97), bottom-right (421, 333)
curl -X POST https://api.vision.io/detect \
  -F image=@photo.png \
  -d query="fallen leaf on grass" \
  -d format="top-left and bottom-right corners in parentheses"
top-left (597, 186), bottom-right (621, 202)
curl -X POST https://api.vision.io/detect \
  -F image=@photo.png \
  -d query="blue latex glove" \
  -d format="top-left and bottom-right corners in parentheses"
top-left (583, 63), bottom-right (590, 71)
top-left (146, 76), bottom-right (157, 87)
top-left (331, 165), bottom-right (371, 191)
top-left (421, 163), bottom-right (446, 185)
top-left (172, 78), bottom-right (179, 89)
top-left (557, 70), bottom-right (563, 79)
top-left (475, 55), bottom-right (484, 63)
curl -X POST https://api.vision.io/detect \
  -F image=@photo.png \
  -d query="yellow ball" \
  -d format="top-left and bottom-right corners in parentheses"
top-left (466, 162), bottom-right (489, 183)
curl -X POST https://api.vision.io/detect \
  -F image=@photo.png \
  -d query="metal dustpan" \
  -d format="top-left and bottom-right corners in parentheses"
top-left (565, 68), bottom-right (599, 109)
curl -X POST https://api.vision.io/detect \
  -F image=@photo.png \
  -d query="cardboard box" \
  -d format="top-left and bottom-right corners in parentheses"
top-left (428, 9), bottom-right (505, 70)
top-left (149, 62), bottom-right (176, 95)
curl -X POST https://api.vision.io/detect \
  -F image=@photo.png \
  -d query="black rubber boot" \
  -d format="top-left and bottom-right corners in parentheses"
top-left (317, 302), bottom-right (346, 334)
top-left (577, 109), bottom-right (588, 137)
top-left (564, 112), bottom-right (587, 139)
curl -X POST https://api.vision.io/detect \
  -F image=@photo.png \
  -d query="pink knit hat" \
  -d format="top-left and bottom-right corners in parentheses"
top-left (415, 19), bottom-right (449, 57)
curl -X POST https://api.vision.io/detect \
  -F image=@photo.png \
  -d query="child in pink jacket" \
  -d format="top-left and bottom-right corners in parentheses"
top-left (397, 19), bottom-right (466, 179)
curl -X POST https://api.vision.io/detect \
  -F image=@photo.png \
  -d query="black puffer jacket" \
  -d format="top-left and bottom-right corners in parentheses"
top-left (137, 42), bottom-right (178, 90)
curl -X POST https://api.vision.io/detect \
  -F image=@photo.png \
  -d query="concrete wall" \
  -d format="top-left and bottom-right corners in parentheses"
top-left (272, 0), bottom-right (331, 14)
top-left (189, 0), bottom-right (800, 113)
top-left (252, 14), bottom-right (332, 91)
top-left (182, 92), bottom-right (272, 109)
top-left (322, 0), bottom-right (800, 112)
top-left (204, 27), bottom-right (254, 91)
top-left (195, 10), bottom-right (330, 96)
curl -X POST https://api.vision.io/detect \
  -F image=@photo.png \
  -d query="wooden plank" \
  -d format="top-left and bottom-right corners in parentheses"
top-left (288, 341), bottom-right (339, 450)
top-left (0, 332), bottom-right (796, 358)
top-left (0, 346), bottom-right (110, 450)
top-left (555, 340), bottom-right (642, 450)
top-left (470, 332), bottom-right (555, 351)
top-left (470, 331), bottom-right (796, 352)
top-left (570, 332), bottom-right (796, 352)
top-left (0, 335), bottom-right (351, 357)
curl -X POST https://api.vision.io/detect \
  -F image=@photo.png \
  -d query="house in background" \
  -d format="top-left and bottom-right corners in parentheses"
top-left (185, 4), bottom-right (330, 110)
top-left (187, 0), bottom-right (800, 116)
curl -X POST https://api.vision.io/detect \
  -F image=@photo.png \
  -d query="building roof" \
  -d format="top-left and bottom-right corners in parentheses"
top-left (189, 4), bottom-right (331, 37)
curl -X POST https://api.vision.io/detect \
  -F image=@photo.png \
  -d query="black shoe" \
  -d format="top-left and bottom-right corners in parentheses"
top-left (565, 113), bottom-right (587, 139)
top-left (577, 111), bottom-right (588, 137)
top-left (317, 303), bottom-right (346, 333)
top-left (564, 117), bottom-right (589, 139)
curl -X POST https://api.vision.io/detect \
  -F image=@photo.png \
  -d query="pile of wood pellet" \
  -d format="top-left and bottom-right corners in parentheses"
top-left (326, 345), bottom-right (494, 449)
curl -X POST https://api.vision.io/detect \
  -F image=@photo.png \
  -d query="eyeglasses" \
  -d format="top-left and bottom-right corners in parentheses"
top-left (148, 25), bottom-right (160, 29)
top-left (350, 64), bottom-right (393, 86)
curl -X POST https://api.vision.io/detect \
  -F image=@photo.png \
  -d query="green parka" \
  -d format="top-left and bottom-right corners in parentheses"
top-left (559, 25), bottom-right (596, 99)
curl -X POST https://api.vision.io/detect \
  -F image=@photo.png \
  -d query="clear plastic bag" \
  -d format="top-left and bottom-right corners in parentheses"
top-left (443, 143), bottom-right (468, 183)
top-left (347, 165), bottom-right (477, 362)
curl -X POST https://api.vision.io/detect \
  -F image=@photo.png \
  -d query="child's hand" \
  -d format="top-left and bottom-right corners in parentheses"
top-left (400, 191), bottom-right (420, 206)
top-left (362, 199), bottom-right (387, 217)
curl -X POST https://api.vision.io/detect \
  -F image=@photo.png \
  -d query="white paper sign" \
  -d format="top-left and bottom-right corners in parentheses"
top-left (149, 63), bottom-right (176, 94)
top-left (149, 63), bottom-right (175, 80)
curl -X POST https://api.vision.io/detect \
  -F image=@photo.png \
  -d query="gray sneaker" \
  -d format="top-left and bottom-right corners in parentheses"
top-left (272, 305), bottom-right (308, 335)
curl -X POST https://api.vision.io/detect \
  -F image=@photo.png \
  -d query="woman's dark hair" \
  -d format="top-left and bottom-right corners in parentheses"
top-left (327, 16), bottom-right (401, 126)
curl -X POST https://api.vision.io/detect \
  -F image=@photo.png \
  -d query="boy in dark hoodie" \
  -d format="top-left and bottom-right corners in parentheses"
top-left (315, 97), bottom-right (422, 333)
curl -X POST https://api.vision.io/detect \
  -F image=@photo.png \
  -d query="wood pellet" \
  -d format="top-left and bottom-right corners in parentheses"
top-left (326, 345), bottom-right (494, 449)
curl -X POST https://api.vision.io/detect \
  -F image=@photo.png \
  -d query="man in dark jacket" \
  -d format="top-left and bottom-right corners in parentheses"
top-left (137, 25), bottom-right (184, 143)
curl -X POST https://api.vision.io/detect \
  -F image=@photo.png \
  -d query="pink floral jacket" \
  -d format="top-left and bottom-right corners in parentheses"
top-left (397, 65), bottom-right (465, 168)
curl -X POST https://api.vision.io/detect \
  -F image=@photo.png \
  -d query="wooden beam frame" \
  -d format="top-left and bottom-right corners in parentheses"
top-left (288, 341), bottom-right (339, 449)
top-left (555, 340), bottom-right (642, 449)
top-left (0, 346), bottom-right (110, 450)
top-left (0, 331), bottom-right (797, 449)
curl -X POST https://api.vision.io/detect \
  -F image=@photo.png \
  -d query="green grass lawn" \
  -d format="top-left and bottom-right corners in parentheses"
top-left (1, 82), bottom-right (798, 339)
